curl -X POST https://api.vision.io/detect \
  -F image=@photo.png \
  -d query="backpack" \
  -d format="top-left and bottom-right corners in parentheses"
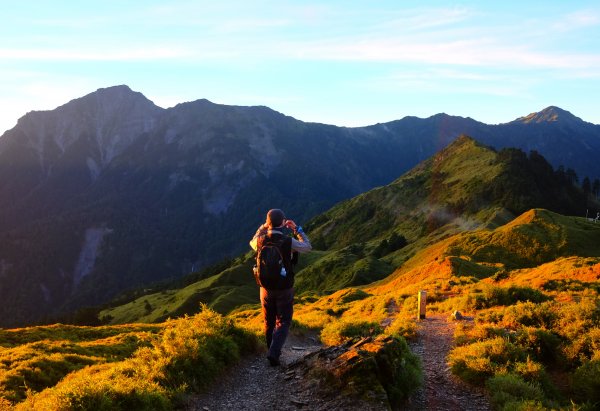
top-left (254, 233), bottom-right (292, 289)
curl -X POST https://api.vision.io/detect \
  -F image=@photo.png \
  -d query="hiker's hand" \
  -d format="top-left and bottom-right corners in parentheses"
top-left (285, 220), bottom-right (297, 231)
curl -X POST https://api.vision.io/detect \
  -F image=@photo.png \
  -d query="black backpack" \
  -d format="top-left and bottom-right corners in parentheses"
top-left (254, 233), bottom-right (293, 289)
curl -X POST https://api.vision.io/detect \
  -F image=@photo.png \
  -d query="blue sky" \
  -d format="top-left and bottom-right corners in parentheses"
top-left (1, 0), bottom-right (599, 134)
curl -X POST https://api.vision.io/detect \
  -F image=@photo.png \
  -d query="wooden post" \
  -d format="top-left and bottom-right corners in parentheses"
top-left (417, 290), bottom-right (427, 320)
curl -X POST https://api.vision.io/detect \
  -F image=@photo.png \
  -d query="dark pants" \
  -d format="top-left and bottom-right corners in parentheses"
top-left (260, 287), bottom-right (294, 360)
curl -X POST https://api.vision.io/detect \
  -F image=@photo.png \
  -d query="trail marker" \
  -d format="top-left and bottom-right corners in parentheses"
top-left (417, 290), bottom-right (427, 320)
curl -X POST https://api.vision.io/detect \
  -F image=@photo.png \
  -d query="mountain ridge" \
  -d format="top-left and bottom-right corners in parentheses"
top-left (510, 105), bottom-right (585, 125)
top-left (1, 86), bottom-right (600, 326)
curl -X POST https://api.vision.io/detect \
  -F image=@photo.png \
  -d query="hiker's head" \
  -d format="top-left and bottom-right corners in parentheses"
top-left (266, 209), bottom-right (285, 228)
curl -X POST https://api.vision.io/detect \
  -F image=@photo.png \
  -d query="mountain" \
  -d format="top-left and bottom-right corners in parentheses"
top-left (1, 86), bottom-right (600, 326)
top-left (3, 136), bottom-right (599, 410)
top-left (100, 136), bottom-right (597, 324)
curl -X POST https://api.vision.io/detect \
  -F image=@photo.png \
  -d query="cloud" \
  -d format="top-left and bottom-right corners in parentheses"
top-left (284, 36), bottom-right (600, 70)
top-left (0, 46), bottom-right (193, 62)
top-left (553, 9), bottom-right (600, 31)
top-left (375, 6), bottom-right (473, 32)
top-left (367, 68), bottom-right (534, 98)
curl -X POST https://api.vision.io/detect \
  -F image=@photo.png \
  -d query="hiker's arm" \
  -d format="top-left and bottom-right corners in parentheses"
top-left (249, 224), bottom-right (268, 251)
top-left (291, 227), bottom-right (312, 253)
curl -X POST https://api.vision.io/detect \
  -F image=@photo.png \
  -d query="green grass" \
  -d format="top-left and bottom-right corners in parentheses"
top-left (0, 324), bottom-right (162, 347)
top-left (449, 293), bottom-right (600, 410)
top-left (446, 209), bottom-right (600, 269)
top-left (12, 308), bottom-right (258, 410)
top-left (100, 261), bottom-right (258, 324)
top-left (294, 247), bottom-right (393, 293)
top-left (0, 324), bottom-right (163, 404)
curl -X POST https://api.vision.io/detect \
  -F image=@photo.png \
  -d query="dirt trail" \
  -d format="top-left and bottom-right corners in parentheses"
top-left (187, 331), bottom-right (385, 411)
top-left (406, 314), bottom-right (491, 411)
top-left (186, 333), bottom-right (321, 411)
top-left (188, 314), bottom-right (491, 411)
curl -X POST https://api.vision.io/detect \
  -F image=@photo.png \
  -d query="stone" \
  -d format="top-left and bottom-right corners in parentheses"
top-left (451, 310), bottom-right (463, 320)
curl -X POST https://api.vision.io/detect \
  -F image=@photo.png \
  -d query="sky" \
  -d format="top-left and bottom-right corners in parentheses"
top-left (1, 0), bottom-right (599, 134)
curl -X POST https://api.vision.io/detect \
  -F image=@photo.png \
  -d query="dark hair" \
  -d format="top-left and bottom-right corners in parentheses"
top-left (266, 209), bottom-right (285, 228)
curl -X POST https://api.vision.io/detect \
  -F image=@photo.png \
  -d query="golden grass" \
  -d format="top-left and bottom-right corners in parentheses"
top-left (1, 309), bottom-right (257, 410)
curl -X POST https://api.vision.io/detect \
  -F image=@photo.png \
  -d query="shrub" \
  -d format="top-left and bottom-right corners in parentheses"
top-left (449, 337), bottom-right (526, 384)
top-left (563, 327), bottom-right (600, 365)
top-left (512, 357), bottom-right (545, 382)
top-left (572, 359), bottom-right (600, 405)
top-left (338, 288), bottom-right (371, 304)
top-left (486, 373), bottom-right (544, 411)
top-left (502, 302), bottom-right (556, 330)
top-left (384, 316), bottom-right (417, 341)
top-left (382, 335), bottom-right (422, 405)
top-left (320, 320), bottom-right (383, 346)
top-left (472, 286), bottom-right (550, 309)
top-left (454, 322), bottom-right (507, 346)
top-left (555, 297), bottom-right (600, 341)
top-left (511, 328), bottom-right (563, 363)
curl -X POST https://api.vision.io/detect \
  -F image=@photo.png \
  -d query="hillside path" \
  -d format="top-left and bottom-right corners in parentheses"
top-left (186, 331), bottom-right (384, 411)
top-left (187, 314), bottom-right (491, 411)
top-left (184, 332), bottom-right (318, 411)
top-left (406, 314), bottom-right (491, 411)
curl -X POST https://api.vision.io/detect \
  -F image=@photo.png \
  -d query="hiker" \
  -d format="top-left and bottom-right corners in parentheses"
top-left (250, 209), bottom-right (312, 366)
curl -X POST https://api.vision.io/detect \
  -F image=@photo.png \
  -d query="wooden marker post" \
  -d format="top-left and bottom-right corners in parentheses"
top-left (417, 290), bottom-right (427, 320)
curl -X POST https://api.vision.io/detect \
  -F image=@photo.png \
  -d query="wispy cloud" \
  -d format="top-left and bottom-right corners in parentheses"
top-left (369, 68), bottom-right (535, 98)
top-left (7, 3), bottom-right (598, 72)
top-left (284, 36), bottom-right (600, 70)
top-left (374, 6), bottom-right (473, 32)
top-left (553, 9), bottom-right (600, 31)
top-left (271, 5), bottom-right (600, 74)
top-left (0, 46), bottom-right (194, 61)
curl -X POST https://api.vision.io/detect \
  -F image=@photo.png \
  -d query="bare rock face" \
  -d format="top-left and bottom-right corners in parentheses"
top-left (289, 335), bottom-right (422, 410)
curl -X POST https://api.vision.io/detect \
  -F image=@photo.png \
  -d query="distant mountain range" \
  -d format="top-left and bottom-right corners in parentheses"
top-left (0, 85), bottom-right (599, 326)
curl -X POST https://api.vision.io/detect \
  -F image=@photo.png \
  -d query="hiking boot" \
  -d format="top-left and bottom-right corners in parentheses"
top-left (267, 355), bottom-right (280, 366)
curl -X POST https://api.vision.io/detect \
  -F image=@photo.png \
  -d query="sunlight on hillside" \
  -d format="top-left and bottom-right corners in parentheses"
top-left (2, 133), bottom-right (600, 409)
top-left (0, 309), bottom-right (257, 410)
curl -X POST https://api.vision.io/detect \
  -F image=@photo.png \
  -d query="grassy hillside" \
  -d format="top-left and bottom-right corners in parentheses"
top-left (0, 310), bottom-right (258, 410)
top-left (100, 136), bottom-right (597, 325)
top-left (3, 205), bottom-right (599, 409)
top-left (100, 259), bottom-right (258, 324)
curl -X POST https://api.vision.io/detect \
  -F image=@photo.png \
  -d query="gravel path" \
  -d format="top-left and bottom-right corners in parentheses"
top-left (188, 314), bottom-right (491, 411)
top-left (406, 314), bottom-right (491, 411)
top-left (185, 333), bottom-right (322, 411)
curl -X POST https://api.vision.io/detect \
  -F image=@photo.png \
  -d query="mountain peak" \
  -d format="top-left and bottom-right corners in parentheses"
top-left (78, 85), bottom-right (158, 107)
top-left (512, 106), bottom-right (582, 125)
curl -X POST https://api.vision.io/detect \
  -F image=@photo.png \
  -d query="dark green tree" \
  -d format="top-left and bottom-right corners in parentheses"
top-left (583, 177), bottom-right (592, 198)
top-left (593, 179), bottom-right (600, 199)
top-left (555, 165), bottom-right (566, 183)
top-left (144, 299), bottom-right (153, 314)
top-left (566, 168), bottom-right (579, 185)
